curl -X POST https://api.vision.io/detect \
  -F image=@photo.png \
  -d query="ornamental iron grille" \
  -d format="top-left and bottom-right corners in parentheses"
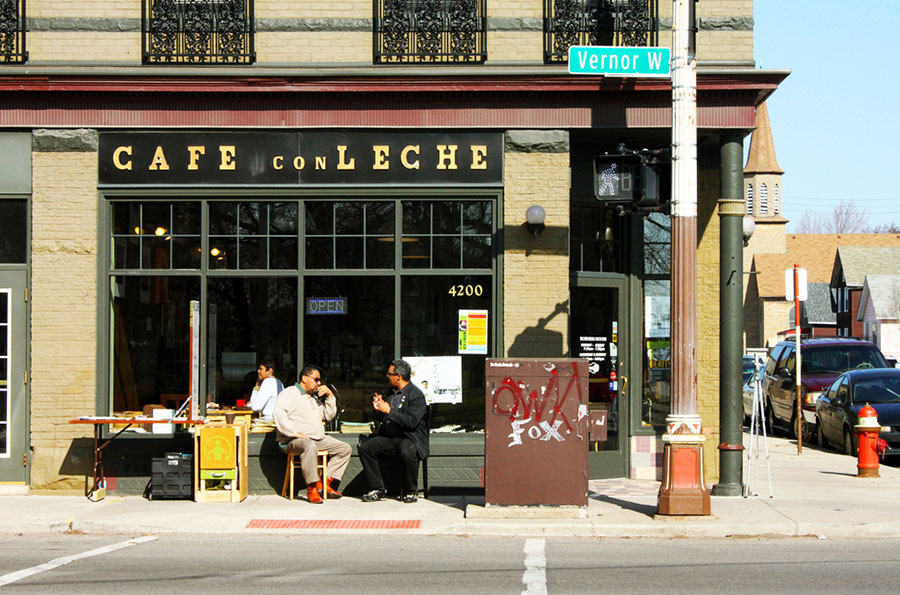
top-left (374, 0), bottom-right (486, 64)
top-left (544, 0), bottom-right (658, 63)
top-left (0, 0), bottom-right (26, 64)
top-left (143, 0), bottom-right (255, 64)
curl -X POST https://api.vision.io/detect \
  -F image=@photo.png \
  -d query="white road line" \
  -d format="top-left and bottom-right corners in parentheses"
top-left (0, 535), bottom-right (157, 587)
top-left (522, 537), bottom-right (547, 595)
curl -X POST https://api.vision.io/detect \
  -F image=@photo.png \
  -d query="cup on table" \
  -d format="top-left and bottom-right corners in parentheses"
top-left (236, 399), bottom-right (246, 407)
top-left (224, 412), bottom-right (236, 424)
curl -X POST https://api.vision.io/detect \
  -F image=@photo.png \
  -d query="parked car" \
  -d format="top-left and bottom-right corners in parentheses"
top-left (815, 368), bottom-right (900, 457)
top-left (742, 355), bottom-right (764, 425)
top-left (763, 338), bottom-right (890, 441)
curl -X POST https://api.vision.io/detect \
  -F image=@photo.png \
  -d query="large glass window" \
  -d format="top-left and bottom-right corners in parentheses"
top-left (111, 276), bottom-right (200, 414)
top-left (107, 196), bottom-right (496, 429)
top-left (207, 278), bottom-right (298, 407)
top-left (401, 274), bottom-right (492, 430)
top-left (641, 212), bottom-right (671, 426)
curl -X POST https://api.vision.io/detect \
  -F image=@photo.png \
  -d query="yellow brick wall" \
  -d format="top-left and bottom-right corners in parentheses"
top-left (29, 1), bottom-right (137, 18)
top-left (487, 31), bottom-right (543, 63)
top-left (30, 149), bottom-right (99, 492)
top-left (492, 0), bottom-right (542, 18)
top-left (764, 300), bottom-right (793, 348)
top-left (698, 31), bottom-right (753, 63)
top-left (503, 151), bottom-right (570, 357)
top-left (257, 32), bottom-right (370, 64)
top-left (257, 0), bottom-right (371, 19)
top-left (29, 33), bottom-right (142, 63)
top-left (697, 164), bottom-right (721, 484)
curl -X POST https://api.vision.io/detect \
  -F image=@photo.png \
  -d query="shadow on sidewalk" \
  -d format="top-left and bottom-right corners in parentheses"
top-left (591, 494), bottom-right (656, 517)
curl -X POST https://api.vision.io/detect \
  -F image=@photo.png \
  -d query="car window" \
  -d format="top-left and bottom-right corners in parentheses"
top-left (853, 377), bottom-right (900, 404)
top-left (836, 377), bottom-right (849, 403)
top-left (782, 348), bottom-right (796, 374)
top-left (742, 357), bottom-right (754, 383)
top-left (766, 346), bottom-right (785, 376)
top-left (803, 345), bottom-right (889, 374)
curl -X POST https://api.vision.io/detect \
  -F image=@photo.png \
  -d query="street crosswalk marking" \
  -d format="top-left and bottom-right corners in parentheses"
top-left (522, 537), bottom-right (547, 595)
top-left (0, 535), bottom-right (157, 587)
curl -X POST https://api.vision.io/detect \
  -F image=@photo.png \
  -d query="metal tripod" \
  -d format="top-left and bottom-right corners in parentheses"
top-left (744, 355), bottom-right (774, 498)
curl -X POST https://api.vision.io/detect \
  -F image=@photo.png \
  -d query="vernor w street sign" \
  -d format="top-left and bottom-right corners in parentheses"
top-left (567, 45), bottom-right (671, 77)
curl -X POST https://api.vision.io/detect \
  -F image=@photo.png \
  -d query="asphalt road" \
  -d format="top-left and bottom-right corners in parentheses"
top-left (2, 533), bottom-right (900, 593)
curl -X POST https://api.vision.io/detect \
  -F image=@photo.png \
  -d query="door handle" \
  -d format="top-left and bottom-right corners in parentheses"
top-left (620, 375), bottom-right (628, 394)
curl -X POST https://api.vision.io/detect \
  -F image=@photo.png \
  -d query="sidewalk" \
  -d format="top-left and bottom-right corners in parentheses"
top-left (3, 434), bottom-right (899, 538)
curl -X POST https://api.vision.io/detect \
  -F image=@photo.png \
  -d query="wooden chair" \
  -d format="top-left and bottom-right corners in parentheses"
top-left (281, 450), bottom-right (329, 500)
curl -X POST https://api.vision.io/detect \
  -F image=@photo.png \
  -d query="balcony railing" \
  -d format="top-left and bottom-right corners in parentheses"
top-left (143, 0), bottom-right (255, 65)
top-left (374, 0), bottom-right (486, 64)
top-left (0, 0), bottom-right (27, 64)
top-left (544, 0), bottom-right (658, 63)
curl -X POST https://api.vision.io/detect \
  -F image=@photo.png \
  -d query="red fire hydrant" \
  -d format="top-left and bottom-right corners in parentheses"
top-left (855, 403), bottom-right (883, 478)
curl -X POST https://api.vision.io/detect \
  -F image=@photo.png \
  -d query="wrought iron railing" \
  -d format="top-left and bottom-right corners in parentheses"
top-left (544, 0), bottom-right (658, 63)
top-left (143, 0), bottom-right (255, 64)
top-left (0, 0), bottom-right (27, 64)
top-left (374, 0), bottom-right (486, 64)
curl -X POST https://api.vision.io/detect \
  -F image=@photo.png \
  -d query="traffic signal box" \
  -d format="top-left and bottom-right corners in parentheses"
top-left (593, 154), bottom-right (669, 211)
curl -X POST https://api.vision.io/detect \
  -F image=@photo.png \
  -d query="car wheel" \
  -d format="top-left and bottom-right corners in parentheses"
top-left (816, 417), bottom-right (827, 449)
top-left (765, 400), bottom-right (777, 435)
top-left (843, 428), bottom-right (858, 457)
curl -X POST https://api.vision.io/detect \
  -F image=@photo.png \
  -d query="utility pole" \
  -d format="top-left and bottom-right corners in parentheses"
top-left (657, 0), bottom-right (711, 516)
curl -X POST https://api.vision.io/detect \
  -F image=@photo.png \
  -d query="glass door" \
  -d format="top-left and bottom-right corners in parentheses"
top-left (570, 277), bottom-right (628, 478)
top-left (0, 271), bottom-right (27, 485)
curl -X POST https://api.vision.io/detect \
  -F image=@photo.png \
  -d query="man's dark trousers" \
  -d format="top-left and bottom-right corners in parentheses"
top-left (359, 435), bottom-right (420, 494)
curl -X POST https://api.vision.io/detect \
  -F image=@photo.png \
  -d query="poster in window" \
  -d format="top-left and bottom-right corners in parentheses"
top-left (403, 356), bottom-right (463, 404)
top-left (458, 309), bottom-right (488, 354)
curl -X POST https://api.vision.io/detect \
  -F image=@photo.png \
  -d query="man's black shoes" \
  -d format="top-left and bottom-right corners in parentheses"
top-left (402, 493), bottom-right (418, 504)
top-left (361, 489), bottom-right (387, 502)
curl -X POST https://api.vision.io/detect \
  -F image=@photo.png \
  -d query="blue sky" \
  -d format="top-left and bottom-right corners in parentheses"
top-left (752, 1), bottom-right (900, 232)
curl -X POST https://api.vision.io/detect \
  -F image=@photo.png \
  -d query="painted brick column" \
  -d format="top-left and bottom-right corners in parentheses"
top-left (30, 129), bottom-right (99, 491)
top-left (503, 130), bottom-right (570, 357)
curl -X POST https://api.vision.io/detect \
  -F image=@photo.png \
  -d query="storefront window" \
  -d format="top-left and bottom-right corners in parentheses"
top-left (402, 201), bottom-right (492, 269)
top-left (209, 202), bottom-right (298, 270)
top-left (401, 274), bottom-right (492, 431)
top-left (305, 201), bottom-right (394, 269)
top-left (106, 196), bottom-right (496, 428)
top-left (0, 200), bottom-right (26, 264)
top-left (207, 277), bottom-right (298, 407)
top-left (111, 276), bottom-right (200, 414)
top-left (112, 202), bottom-right (201, 270)
top-left (569, 204), bottom-right (626, 272)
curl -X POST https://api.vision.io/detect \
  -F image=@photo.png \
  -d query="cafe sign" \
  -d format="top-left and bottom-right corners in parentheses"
top-left (98, 131), bottom-right (503, 186)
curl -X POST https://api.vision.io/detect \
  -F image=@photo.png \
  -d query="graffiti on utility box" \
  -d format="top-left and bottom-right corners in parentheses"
top-left (489, 361), bottom-right (588, 448)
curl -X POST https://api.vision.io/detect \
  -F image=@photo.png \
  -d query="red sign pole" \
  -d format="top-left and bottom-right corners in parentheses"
top-left (794, 264), bottom-right (802, 454)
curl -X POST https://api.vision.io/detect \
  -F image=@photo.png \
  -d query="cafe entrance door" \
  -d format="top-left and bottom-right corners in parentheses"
top-left (570, 276), bottom-right (629, 479)
top-left (0, 271), bottom-right (27, 488)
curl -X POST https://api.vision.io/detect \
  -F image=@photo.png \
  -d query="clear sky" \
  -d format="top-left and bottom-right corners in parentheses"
top-left (752, 1), bottom-right (900, 232)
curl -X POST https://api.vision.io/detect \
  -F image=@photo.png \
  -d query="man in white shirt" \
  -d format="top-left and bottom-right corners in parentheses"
top-left (248, 358), bottom-right (283, 419)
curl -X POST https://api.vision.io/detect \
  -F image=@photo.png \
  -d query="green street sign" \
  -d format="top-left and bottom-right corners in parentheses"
top-left (567, 45), bottom-right (671, 77)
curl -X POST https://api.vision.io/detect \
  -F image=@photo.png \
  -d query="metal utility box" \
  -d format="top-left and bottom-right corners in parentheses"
top-left (484, 358), bottom-right (590, 506)
top-left (150, 452), bottom-right (193, 500)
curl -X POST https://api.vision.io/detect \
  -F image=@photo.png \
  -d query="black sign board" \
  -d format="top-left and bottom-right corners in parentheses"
top-left (99, 131), bottom-right (503, 186)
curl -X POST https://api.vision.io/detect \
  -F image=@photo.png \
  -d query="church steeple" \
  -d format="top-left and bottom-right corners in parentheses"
top-left (744, 101), bottom-right (785, 219)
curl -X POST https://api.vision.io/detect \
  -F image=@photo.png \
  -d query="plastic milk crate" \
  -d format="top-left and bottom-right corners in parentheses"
top-left (150, 452), bottom-right (194, 500)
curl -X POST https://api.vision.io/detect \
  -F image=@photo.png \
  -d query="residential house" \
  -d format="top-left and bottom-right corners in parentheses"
top-left (831, 246), bottom-right (900, 337)
top-left (858, 275), bottom-right (900, 363)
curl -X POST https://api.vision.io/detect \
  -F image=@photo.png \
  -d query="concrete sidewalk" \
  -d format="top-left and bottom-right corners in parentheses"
top-left (3, 434), bottom-right (899, 538)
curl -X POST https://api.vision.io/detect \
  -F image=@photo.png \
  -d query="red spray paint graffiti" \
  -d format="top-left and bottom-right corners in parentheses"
top-left (490, 361), bottom-right (585, 435)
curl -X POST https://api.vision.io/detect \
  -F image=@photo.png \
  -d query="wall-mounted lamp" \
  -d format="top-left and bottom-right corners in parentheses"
top-left (525, 205), bottom-right (546, 236)
top-left (742, 216), bottom-right (756, 247)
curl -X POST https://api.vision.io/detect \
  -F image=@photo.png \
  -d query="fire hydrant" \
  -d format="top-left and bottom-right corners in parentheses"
top-left (855, 403), bottom-right (884, 478)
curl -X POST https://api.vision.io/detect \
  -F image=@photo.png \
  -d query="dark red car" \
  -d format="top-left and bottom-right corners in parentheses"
top-left (763, 338), bottom-right (890, 441)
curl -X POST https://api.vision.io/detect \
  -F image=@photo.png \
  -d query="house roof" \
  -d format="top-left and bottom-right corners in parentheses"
top-left (832, 246), bottom-right (900, 287)
top-left (744, 101), bottom-right (783, 174)
top-left (754, 234), bottom-right (900, 298)
top-left (858, 275), bottom-right (900, 321)
top-left (804, 282), bottom-right (836, 324)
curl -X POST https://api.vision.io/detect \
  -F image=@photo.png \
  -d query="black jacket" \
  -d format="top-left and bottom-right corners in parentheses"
top-left (375, 382), bottom-right (429, 460)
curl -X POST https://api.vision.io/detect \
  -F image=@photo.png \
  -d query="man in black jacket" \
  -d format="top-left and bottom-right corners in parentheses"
top-left (359, 359), bottom-right (429, 503)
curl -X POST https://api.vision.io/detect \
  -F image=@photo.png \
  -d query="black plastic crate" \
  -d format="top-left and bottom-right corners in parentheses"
top-left (150, 452), bottom-right (194, 500)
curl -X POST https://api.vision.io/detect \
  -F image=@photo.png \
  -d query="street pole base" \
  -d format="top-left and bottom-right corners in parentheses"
top-left (710, 482), bottom-right (743, 497)
top-left (657, 441), bottom-right (711, 516)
